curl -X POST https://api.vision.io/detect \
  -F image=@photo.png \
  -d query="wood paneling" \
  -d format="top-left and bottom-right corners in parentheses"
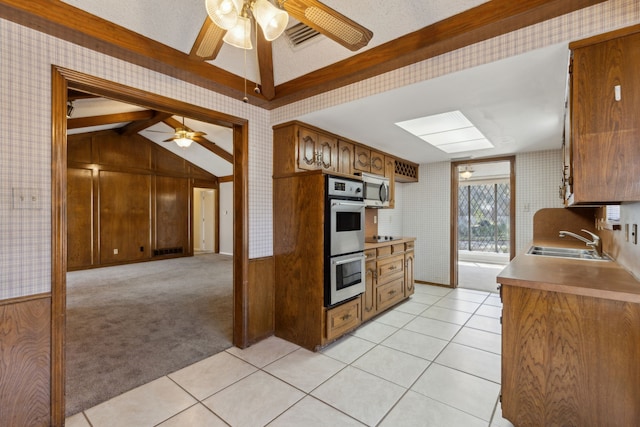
top-left (96, 132), bottom-right (152, 170)
top-left (0, 296), bottom-right (51, 427)
top-left (247, 257), bottom-right (275, 344)
top-left (67, 168), bottom-right (94, 268)
top-left (502, 285), bottom-right (640, 426)
top-left (273, 172), bottom-right (325, 350)
top-left (153, 143), bottom-right (187, 176)
top-left (99, 171), bottom-right (151, 263)
top-left (155, 176), bottom-right (190, 252)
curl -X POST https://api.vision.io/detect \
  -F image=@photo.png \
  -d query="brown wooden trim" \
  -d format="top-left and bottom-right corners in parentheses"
top-left (51, 65), bottom-right (67, 427)
top-left (51, 66), bottom-right (250, 424)
top-left (450, 155), bottom-right (516, 288)
top-left (415, 280), bottom-right (451, 288)
top-left (219, 175), bottom-right (234, 183)
top-left (0, 292), bottom-right (51, 306)
top-left (0, 0), bottom-right (604, 109)
top-left (268, 0), bottom-right (607, 108)
top-left (569, 23), bottom-right (640, 49)
top-left (233, 122), bottom-right (250, 348)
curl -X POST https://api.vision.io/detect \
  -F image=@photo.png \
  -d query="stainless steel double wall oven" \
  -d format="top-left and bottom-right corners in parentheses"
top-left (324, 175), bottom-right (366, 307)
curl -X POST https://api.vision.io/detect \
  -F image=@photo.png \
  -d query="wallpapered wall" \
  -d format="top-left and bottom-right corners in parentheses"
top-left (1, 0), bottom-right (639, 299)
top-left (0, 18), bottom-right (272, 299)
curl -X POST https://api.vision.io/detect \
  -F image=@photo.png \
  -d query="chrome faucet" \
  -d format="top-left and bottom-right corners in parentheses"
top-left (559, 229), bottom-right (602, 257)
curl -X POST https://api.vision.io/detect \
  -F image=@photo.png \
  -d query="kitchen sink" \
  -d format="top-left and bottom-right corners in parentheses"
top-left (527, 245), bottom-right (611, 261)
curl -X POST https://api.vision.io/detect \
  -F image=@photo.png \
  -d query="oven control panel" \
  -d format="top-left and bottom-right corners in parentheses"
top-left (327, 176), bottom-right (363, 200)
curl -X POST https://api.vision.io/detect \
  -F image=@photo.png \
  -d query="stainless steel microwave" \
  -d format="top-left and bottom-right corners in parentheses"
top-left (359, 172), bottom-right (390, 208)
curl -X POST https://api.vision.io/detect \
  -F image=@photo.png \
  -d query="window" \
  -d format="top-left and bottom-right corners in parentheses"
top-left (458, 182), bottom-right (510, 253)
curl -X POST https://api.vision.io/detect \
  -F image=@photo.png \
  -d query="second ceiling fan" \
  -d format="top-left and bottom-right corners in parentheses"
top-left (190, 0), bottom-right (373, 100)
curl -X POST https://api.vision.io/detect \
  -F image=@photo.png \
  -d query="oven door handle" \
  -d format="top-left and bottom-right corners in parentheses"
top-left (331, 200), bottom-right (366, 208)
top-left (332, 254), bottom-right (366, 266)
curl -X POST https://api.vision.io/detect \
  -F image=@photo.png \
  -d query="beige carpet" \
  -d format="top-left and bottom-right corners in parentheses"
top-left (65, 253), bottom-right (233, 416)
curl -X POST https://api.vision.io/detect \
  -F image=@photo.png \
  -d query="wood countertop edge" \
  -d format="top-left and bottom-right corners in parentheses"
top-left (498, 242), bottom-right (640, 303)
top-left (364, 237), bottom-right (416, 249)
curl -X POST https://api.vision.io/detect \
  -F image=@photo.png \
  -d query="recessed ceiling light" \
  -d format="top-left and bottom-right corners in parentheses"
top-left (395, 110), bottom-right (494, 154)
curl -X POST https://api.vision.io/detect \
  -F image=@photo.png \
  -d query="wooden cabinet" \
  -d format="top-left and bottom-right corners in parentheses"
top-left (567, 26), bottom-right (640, 204)
top-left (325, 297), bottom-right (361, 341)
top-left (297, 127), bottom-right (338, 172)
top-left (404, 243), bottom-right (415, 297)
top-left (501, 284), bottom-right (640, 426)
top-left (337, 140), bottom-right (354, 175)
top-left (354, 145), bottom-right (385, 175)
top-left (361, 239), bottom-right (415, 320)
top-left (384, 155), bottom-right (396, 208)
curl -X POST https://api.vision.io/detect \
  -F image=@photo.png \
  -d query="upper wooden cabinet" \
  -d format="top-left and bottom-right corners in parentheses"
top-left (354, 145), bottom-right (385, 175)
top-left (567, 25), bottom-right (640, 204)
top-left (337, 140), bottom-right (355, 175)
top-left (297, 127), bottom-right (338, 173)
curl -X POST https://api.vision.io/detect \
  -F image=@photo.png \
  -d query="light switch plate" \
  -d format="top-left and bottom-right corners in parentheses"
top-left (625, 224), bottom-right (630, 242)
top-left (633, 224), bottom-right (638, 245)
top-left (12, 188), bottom-right (42, 210)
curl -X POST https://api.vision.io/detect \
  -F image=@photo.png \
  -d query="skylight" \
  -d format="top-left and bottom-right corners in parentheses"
top-left (395, 110), bottom-right (494, 154)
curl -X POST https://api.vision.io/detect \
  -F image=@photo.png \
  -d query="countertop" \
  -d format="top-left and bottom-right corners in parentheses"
top-left (497, 239), bottom-right (640, 303)
top-left (364, 237), bottom-right (415, 249)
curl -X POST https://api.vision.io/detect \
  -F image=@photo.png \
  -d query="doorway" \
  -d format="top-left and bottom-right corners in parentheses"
top-left (51, 66), bottom-right (249, 425)
top-left (194, 188), bottom-right (217, 253)
top-left (450, 156), bottom-right (515, 291)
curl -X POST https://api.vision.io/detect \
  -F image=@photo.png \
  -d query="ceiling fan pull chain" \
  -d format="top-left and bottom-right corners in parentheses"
top-left (253, 17), bottom-right (261, 94)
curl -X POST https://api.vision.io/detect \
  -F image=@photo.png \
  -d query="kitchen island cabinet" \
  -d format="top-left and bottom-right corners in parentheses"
top-left (497, 252), bottom-right (640, 426)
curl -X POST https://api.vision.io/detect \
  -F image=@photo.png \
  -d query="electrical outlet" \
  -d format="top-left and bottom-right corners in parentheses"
top-left (113, 248), bottom-right (119, 255)
top-left (633, 224), bottom-right (638, 245)
top-left (12, 188), bottom-right (42, 210)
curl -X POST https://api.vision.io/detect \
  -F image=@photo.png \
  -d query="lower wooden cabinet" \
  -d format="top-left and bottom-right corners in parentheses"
top-left (404, 249), bottom-right (415, 297)
top-left (376, 277), bottom-right (405, 312)
top-left (325, 297), bottom-right (361, 341)
top-left (501, 284), bottom-right (640, 426)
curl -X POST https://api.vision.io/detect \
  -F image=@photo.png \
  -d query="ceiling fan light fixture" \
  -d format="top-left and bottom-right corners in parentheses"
top-left (460, 166), bottom-right (474, 180)
top-left (223, 15), bottom-right (253, 49)
top-left (175, 136), bottom-right (193, 148)
top-left (205, 0), bottom-right (240, 30)
top-left (252, 0), bottom-right (289, 41)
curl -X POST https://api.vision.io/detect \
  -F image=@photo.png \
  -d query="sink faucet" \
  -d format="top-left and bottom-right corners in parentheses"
top-left (559, 229), bottom-right (602, 257)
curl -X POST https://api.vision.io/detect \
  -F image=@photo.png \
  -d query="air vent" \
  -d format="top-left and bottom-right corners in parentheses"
top-left (153, 247), bottom-right (184, 256)
top-left (285, 22), bottom-right (321, 48)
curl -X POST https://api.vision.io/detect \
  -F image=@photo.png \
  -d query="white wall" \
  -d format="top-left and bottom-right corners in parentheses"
top-left (219, 182), bottom-right (234, 255)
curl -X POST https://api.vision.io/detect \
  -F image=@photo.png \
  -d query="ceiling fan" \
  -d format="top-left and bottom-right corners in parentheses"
top-left (146, 117), bottom-right (207, 148)
top-left (190, 0), bottom-right (373, 100)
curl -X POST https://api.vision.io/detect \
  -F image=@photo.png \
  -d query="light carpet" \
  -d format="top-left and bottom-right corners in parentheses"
top-left (65, 253), bottom-right (233, 416)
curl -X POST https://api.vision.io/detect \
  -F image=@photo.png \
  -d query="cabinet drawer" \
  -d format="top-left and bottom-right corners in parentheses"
top-left (376, 278), bottom-right (404, 312)
top-left (326, 298), bottom-right (361, 341)
top-left (391, 243), bottom-right (405, 254)
top-left (376, 245), bottom-right (392, 257)
top-left (405, 241), bottom-right (414, 251)
top-left (377, 254), bottom-right (405, 283)
top-left (364, 249), bottom-right (376, 261)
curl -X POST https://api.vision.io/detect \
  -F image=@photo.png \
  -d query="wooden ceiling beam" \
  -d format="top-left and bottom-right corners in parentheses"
top-left (162, 117), bottom-right (233, 163)
top-left (67, 110), bottom-right (154, 129)
top-left (119, 111), bottom-right (173, 136)
top-left (0, 0), bottom-right (269, 106)
top-left (268, 0), bottom-right (607, 108)
top-left (0, 0), bottom-right (606, 109)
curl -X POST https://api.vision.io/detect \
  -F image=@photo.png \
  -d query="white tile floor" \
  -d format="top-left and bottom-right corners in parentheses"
top-left (66, 284), bottom-right (514, 427)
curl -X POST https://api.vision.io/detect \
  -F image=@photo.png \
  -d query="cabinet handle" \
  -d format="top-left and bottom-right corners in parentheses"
top-left (388, 290), bottom-right (397, 296)
top-left (389, 265), bottom-right (396, 270)
top-left (341, 313), bottom-right (352, 321)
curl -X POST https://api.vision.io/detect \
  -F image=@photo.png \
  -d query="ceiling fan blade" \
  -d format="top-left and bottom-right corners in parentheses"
top-left (280, 0), bottom-right (373, 51)
top-left (163, 136), bottom-right (178, 142)
top-left (190, 17), bottom-right (225, 60)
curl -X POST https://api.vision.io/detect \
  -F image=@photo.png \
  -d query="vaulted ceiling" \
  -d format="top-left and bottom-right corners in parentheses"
top-left (0, 0), bottom-right (609, 167)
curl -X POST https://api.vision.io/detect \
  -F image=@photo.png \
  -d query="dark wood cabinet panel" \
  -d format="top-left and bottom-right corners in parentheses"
top-left (153, 143), bottom-right (188, 176)
top-left (155, 176), bottom-right (190, 253)
top-left (67, 168), bottom-right (94, 269)
top-left (337, 140), bottom-right (354, 175)
top-left (569, 27), bottom-right (640, 203)
top-left (99, 171), bottom-right (151, 264)
top-left (501, 285), bottom-right (640, 426)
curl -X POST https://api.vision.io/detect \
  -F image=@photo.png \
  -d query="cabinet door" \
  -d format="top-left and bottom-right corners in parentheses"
top-left (377, 254), bottom-right (405, 284)
top-left (384, 156), bottom-right (396, 208)
top-left (337, 140), bottom-right (354, 175)
top-left (571, 32), bottom-right (640, 202)
top-left (370, 150), bottom-right (385, 175)
top-left (298, 127), bottom-right (319, 171)
top-left (362, 259), bottom-right (377, 321)
top-left (404, 250), bottom-right (414, 297)
top-left (376, 277), bottom-right (404, 312)
top-left (354, 145), bottom-right (371, 172)
top-left (317, 133), bottom-right (338, 172)
top-left (326, 297), bottom-right (361, 341)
